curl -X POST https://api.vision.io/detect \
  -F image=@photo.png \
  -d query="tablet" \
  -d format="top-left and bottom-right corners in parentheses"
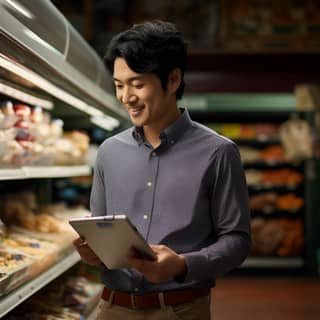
top-left (69, 215), bottom-right (156, 269)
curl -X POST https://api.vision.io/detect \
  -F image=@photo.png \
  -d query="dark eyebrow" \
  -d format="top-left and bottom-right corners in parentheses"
top-left (113, 76), bottom-right (144, 83)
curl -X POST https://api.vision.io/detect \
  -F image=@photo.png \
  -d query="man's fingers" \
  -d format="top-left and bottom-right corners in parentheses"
top-left (73, 236), bottom-right (86, 246)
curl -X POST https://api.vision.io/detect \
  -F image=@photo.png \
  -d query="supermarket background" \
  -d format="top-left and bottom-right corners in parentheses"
top-left (0, 1), bottom-right (320, 319)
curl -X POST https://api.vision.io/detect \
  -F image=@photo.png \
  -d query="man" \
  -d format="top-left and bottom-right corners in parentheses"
top-left (73, 20), bottom-right (251, 320)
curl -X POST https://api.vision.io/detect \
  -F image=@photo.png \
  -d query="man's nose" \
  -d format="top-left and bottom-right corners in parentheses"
top-left (122, 88), bottom-right (137, 104)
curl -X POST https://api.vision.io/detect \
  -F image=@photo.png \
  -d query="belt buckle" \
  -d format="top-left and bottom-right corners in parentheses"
top-left (130, 293), bottom-right (137, 309)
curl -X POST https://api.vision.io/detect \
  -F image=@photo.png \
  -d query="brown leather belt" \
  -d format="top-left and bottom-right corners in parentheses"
top-left (101, 286), bottom-right (210, 309)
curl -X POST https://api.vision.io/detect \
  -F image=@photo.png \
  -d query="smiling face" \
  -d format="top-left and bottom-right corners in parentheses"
top-left (113, 57), bottom-right (181, 134)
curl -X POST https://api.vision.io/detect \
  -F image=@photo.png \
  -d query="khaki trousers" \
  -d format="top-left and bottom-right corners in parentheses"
top-left (95, 295), bottom-right (211, 320)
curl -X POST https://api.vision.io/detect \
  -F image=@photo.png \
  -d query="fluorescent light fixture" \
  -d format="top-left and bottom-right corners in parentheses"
top-left (86, 105), bottom-right (104, 117)
top-left (4, 0), bottom-right (34, 19)
top-left (90, 115), bottom-right (120, 131)
top-left (0, 80), bottom-right (54, 109)
top-left (0, 54), bottom-right (120, 130)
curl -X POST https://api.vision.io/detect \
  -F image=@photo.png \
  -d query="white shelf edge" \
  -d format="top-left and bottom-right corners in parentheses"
top-left (0, 168), bottom-right (25, 180)
top-left (240, 257), bottom-right (304, 268)
top-left (0, 250), bottom-right (81, 318)
top-left (86, 303), bottom-right (100, 320)
top-left (0, 165), bottom-right (91, 180)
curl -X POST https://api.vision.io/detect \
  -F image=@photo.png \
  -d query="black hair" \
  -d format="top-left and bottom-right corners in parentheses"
top-left (104, 20), bottom-right (188, 100)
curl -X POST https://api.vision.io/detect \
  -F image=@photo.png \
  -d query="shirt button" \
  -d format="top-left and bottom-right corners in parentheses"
top-left (143, 215), bottom-right (148, 219)
top-left (151, 152), bottom-right (157, 157)
top-left (147, 181), bottom-right (152, 187)
top-left (170, 140), bottom-right (175, 144)
top-left (134, 288), bottom-right (139, 292)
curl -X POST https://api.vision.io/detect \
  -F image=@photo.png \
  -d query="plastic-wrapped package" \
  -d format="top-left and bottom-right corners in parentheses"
top-left (0, 101), bottom-right (19, 129)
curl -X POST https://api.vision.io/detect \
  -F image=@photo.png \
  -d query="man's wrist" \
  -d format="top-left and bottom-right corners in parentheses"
top-left (173, 255), bottom-right (187, 283)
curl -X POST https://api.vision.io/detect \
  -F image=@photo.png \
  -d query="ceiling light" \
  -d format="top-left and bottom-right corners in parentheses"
top-left (90, 115), bottom-right (120, 131)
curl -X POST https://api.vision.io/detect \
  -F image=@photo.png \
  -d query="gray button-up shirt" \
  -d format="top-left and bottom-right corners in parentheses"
top-left (90, 108), bottom-right (251, 293)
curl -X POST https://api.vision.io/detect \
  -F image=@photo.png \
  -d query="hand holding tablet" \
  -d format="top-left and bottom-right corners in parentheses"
top-left (69, 215), bottom-right (156, 269)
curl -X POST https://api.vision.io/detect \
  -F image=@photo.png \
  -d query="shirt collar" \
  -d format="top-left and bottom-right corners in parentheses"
top-left (132, 108), bottom-right (192, 145)
top-left (132, 126), bottom-right (145, 145)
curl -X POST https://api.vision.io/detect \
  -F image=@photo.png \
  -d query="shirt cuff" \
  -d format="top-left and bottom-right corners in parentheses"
top-left (181, 251), bottom-right (210, 283)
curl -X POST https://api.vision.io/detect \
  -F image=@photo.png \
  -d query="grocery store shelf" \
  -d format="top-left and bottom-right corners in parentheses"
top-left (241, 257), bottom-right (304, 268)
top-left (0, 165), bottom-right (91, 180)
top-left (0, 250), bottom-right (81, 318)
top-left (180, 93), bottom-right (296, 112)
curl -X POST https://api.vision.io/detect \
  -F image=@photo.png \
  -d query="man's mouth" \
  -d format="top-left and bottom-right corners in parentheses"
top-left (129, 106), bottom-right (144, 117)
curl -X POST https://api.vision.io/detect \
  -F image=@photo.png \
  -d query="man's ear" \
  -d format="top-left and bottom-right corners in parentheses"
top-left (167, 68), bottom-right (182, 94)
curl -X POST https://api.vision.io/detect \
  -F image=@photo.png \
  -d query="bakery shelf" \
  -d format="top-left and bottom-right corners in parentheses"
top-left (241, 256), bottom-right (304, 269)
top-left (235, 138), bottom-right (281, 146)
top-left (250, 210), bottom-right (303, 219)
top-left (0, 165), bottom-right (91, 180)
top-left (243, 160), bottom-right (301, 169)
top-left (0, 250), bottom-right (80, 318)
top-left (247, 184), bottom-right (302, 192)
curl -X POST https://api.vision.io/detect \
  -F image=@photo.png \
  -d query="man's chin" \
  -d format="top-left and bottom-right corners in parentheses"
top-left (130, 118), bottom-right (144, 127)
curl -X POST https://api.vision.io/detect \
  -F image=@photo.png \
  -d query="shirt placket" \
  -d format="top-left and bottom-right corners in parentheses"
top-left (141, 149), bottom-right (160, 241)
top-left (136, 148), bottom-right (160, 292)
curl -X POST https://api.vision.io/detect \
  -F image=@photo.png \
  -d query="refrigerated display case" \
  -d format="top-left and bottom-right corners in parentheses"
top-left (0, 0), bottom-right (128, 317)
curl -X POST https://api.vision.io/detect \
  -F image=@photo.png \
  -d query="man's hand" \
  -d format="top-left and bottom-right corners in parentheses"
top-left (73, 237), bottom-right (102, 266)
top-left (128, 244), bottom-right (187, 283)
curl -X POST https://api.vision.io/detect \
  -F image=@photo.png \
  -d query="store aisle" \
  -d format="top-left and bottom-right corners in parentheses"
top-left (210, 276), bottom-right (320, 320)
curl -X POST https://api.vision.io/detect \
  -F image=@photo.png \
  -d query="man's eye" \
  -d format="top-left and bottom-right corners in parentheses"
top-left (135, 84), bottom-right (143, 89)
top-left (115, 84), bottom-right (123, 89)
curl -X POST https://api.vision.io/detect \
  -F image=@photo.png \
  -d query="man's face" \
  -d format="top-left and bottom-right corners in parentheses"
top-left (113, 57), bottom-right (174, 128)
